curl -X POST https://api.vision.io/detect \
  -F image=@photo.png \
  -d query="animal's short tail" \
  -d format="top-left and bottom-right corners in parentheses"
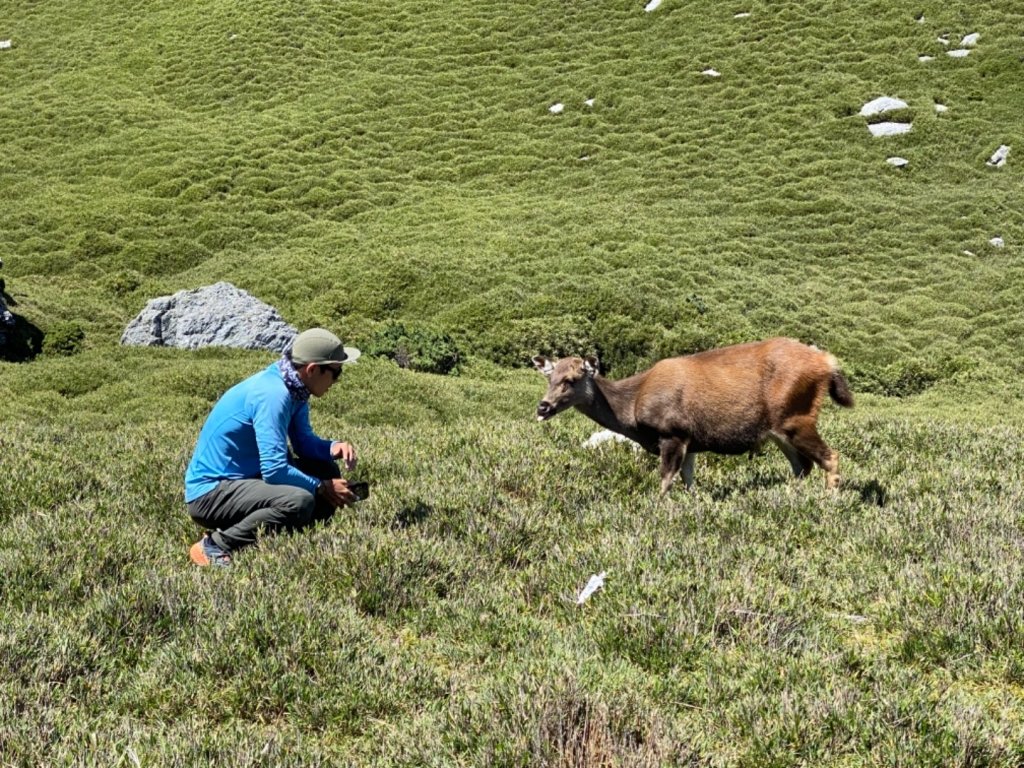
top-left (829, 370), bottom-right (854, 408)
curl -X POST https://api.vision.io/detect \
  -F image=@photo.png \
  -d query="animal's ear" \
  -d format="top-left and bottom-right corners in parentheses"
top-left (583, 356), bottom-right (600, 375)
top-left (532, 356), bottom-right (554, 376)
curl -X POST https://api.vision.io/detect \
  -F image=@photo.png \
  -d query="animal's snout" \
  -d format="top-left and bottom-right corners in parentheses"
top-left (536, 401), bottom-right (554, 421)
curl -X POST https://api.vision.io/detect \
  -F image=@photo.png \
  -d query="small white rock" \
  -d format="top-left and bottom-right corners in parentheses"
top-left (0, 40), bottom-right (11, 50)
top-left (584, 98), bottom-right (595, 107)
top-left (919, 55), bottom-right (935, 62)
top-left (947, 48), bottom-right (971, 58)
top-left (887, 157), bottom-right (909, 167)
top-left (868, 122), bottom-right (913, 137)
top-left (987, 144), bottom-right (1010, 167)
top-left (937, 34), bottom-right (950, 45)
top-left (549, 102), bottom-right (564, 114)
top-left (935, 103), bottom-right (948, 113)
top-left (702, 68), bottom-right (721, 77)
top-left (644, 0), bottom-right (662, 11)
top-left (916, 14), bottom-right (926, 23)
top-left (860, 96), bottom-right (909, 117)
top-left (734, 12), bottom-right (751, 18)
top-left (961, 32), bottom-right (980, 46)
top-left (963, 250), bottom-right (976, 256)
top-left (582, 429), bottom-right (634, 448)
top-left (990, 237), bottom-right (1005, 248)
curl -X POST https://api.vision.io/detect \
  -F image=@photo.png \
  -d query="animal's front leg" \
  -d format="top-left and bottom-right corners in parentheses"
top-left (658, 436), bottom-right (690, 495)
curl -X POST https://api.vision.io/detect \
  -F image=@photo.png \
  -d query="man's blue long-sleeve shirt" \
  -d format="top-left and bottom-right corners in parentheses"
top-left (185, 363), bottom-right (334, 503)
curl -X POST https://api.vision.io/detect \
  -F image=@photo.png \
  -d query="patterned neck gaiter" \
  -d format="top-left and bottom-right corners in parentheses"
top-left (277, 354), bottom-right (310, 403)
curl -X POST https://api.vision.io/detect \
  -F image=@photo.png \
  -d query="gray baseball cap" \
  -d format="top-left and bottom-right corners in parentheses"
top-left (289, 328), bottom-right (361, 366)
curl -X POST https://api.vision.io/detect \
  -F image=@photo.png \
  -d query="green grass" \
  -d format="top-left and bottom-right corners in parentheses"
top-left (2, 0), bottom-right (1024, 763)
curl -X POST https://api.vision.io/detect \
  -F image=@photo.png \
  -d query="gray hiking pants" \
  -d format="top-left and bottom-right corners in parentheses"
top-left (187, 457), bottom-right (341, 553)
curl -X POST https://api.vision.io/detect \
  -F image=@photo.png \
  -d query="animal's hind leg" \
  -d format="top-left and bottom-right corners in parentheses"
top-left (771, 434), bottom-right (814, 479)
top-left (659, 437), bottom-right (690, 495)
top-left (786, 418), bottom-right (840, 489)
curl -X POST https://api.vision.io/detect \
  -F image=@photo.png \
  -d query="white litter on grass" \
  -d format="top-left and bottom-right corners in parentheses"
top-left (961, 32), bottom-right (980, 46)
top-left (935, 103), bottom-right (949, 113)
top-left (702, 68), bottom-right (721, 77)
top-left (987, 144), bottom-right (1010, 167)
top-left (0, 40), bottom-right (11, 50)
top-left (644, 0), bottom-right (662, 11)
top-left (584, 98), bottom-right (595, 107)
top-left (860, 96), bottom-right (908, 117)
top-left (576, 572), bottom-right (606, 605)
top-left (916, 14), bottom-right (926, 23)
top-left (868, 122), bottom-right (912, 137)
top-left (990, 237), bottom-right (1005, 248)
top-left (549, 102), bottom-right (564, 114)
top-left (964, 250), bottom-right (976, 256)
top-left (887, 157), bottom-right (909, 167)
top-left (734, 12), bottom-right (751, 18)
top-left (582, 429), bottom-right (636, 449)
top-left (947, 48), bottom-right (971, 58)
top-left (918, 55), bottom-right (935, 62)
top-left (937, 34), bottom-right (950, 45)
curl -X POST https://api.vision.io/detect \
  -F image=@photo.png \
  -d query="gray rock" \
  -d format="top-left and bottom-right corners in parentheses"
top-left (860, 96), bottom-right (908, 117)
top-left (987, 144), bottom-right (1010, 168)
top-left (868, 122), bottom-right (912, 137)
top-left (121, 281), bottom-right (297, 352)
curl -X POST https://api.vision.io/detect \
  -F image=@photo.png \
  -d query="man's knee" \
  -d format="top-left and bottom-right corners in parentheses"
top-left (279, 487), bottom-right (317, 527)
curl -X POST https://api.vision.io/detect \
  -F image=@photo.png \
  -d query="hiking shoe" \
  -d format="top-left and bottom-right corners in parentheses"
top-left (189, 533), bottom-right (232, 568)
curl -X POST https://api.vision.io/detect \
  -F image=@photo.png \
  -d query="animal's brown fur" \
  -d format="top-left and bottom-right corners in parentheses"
top-left (533, 337), bottom-right (854, 493)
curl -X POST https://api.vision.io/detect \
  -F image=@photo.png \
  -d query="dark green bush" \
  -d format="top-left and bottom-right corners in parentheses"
top-left (42, 321), bottom-right (86, 357)
top-left (366, 322), bottom-right (461, 375)
top-left (481, 315), bottom-right (595, 370)
top-left (847, 355), bottom-right (974, 398)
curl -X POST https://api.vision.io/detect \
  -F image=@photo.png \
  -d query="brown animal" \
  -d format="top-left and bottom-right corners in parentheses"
top-left (533, 337), bottom-right (854, 493)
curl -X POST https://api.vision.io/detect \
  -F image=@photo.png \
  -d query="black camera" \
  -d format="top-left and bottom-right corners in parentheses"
top-left (348, 481), bottom-right (370, 501)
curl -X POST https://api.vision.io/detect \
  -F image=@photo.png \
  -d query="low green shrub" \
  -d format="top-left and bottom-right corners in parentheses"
top-left (366, 321), bottom-right (461, 375)
top-left (42, 321), bottom-right (86, 357)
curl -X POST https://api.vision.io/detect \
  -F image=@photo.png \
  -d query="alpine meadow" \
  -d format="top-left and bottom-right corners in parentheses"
top-left (3, 0), bottom-right (1024, 764)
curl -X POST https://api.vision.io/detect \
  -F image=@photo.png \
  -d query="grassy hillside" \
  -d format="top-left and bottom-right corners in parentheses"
top-left (2, 0), bottom-right (1023, 764)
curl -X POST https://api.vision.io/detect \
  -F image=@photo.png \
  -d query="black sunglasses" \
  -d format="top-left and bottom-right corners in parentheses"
top-left (319, 364), bottom-right (342, 380)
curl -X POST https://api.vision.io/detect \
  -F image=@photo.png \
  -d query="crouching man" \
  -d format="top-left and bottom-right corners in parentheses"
top-left (184, 328), bottom-right (361, 567)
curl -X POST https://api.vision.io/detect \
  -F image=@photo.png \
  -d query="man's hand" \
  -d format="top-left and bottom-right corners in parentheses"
top-left (330, 441), bottom-right (358, 471)
top-left (318, 478), bottom-right (357, 507)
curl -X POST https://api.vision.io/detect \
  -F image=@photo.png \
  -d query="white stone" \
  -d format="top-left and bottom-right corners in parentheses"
top-left (964, 250), bottom-right (976, 256)
top-left (734, 12), bottom-right (751, 18)
top-left (582, 429), bottom-right (636, 448)
top-left (917, 14), bottom-right (926, 23)
top-left (987, 144), bottom-right (1010, 167)
top-left (0, 40), bottom-right (11, 50)
top-left (937, 34), bottom-right (950, 45)
top-left (961, 32), bottom-right (980, 46)
top-left (584, 98), bottom-right (595, 107)
top-left (990, 237), bottom-right (1005, 248)
top-left (644, 0), bottom-right (662, 11)
top-left (919, 55), bottom-right (935, 62)
top-left (935, 103), bottom-right (948, 113)
top-left (868, 122), bottom-right (912, 137)
top-left (549, 102), bottom-right (564, 114)
top-left (947, 48), bottom-right (971, 58)
top-left (887, 157), bottom-right (909, 167)
top-left (860, 96), bottom-right (909, 117)
top-left (702, 68), bottom-right (721, 77)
